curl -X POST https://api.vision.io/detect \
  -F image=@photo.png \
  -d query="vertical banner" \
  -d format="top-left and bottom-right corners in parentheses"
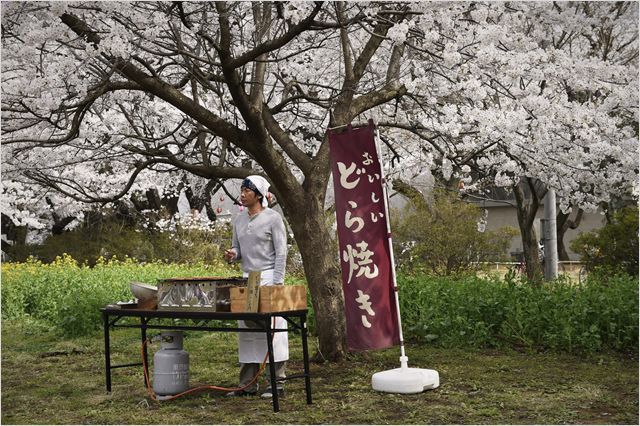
top-left (328, 121), bottom-right (400, 351)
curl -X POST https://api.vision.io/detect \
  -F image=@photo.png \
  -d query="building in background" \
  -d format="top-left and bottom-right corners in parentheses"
top-left (466, 187), bottom-right (604, 261)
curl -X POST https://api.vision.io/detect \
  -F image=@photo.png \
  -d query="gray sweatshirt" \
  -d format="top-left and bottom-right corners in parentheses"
top-left (231, 207), bottom-right (287, 283)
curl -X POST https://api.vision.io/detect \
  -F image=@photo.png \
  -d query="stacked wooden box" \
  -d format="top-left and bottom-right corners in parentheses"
top-left (230, 285), bottom-right (307, 313)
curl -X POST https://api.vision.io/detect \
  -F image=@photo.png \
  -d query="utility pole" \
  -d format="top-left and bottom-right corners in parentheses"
top-left (543, 189), bottom-right (558, 280)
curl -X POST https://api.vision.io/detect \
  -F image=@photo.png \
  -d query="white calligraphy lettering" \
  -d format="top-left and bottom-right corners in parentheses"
top-left (345, 211), bottom-right (364, 233)
top-left (356, 289), bottom-right (375, 315)
top-left (345, 201), bottom-right (364, 233)
top-left (362, 152), bottom-right (374, 166)
top-left (338, 162), bottom-right (360, 189)
top-left (356, 289), bottom-right (376, 328)
top-left (342, 241), bottom-right (380, 283)
top-left (370, 211), bottom-right (384, 223)
top-left (361, 316), bottom-right (372, 328)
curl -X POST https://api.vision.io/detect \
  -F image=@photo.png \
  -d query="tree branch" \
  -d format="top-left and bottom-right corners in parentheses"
top-left (261, 107), bottom-right (312, 174)
top-left (351, 83), bottom-right (407, 117)
top-left (225, 2), bottom-right (323, 69)
top-left (24, 159), bottom-right (161, 203)
top-left (60, 11), bottom-right (252, 154)
top-left (4, 81), bottom-right (141, 145)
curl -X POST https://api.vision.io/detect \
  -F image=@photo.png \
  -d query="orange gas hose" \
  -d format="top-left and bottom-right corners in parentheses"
top-left (141, 317), bottom-right (276, 401)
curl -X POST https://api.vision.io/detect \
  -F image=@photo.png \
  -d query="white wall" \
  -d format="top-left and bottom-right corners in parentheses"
top-left (483, 204), bottom-right (605, 260)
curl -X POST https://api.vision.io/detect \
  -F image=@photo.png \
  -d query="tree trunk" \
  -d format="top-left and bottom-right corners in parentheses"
top-left (1, 213), bottom-right (29, 261)
top-left (520, 224), bottom-right (543, 281)
top-left (286, 196), bottom-right (348, 362)
top-left (46, 197), bottom-right (77, 234)
top-left (557, 234), bottom-right (570, 262)
top-left (513, 179), bottom-right (544, 282)
top-left (557, 208), bottom-right (584, 261)
top-left (392, 178), bottom-right (428, 210)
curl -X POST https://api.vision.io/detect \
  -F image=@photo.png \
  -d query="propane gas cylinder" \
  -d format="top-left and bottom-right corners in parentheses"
top-left (153, 331), bottom-right (189, 396)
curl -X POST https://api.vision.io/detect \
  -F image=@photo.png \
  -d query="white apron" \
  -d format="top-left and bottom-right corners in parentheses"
top-left (238, 269), bottom-right (289, 363)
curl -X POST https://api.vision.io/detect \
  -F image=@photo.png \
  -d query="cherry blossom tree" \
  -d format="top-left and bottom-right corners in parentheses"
top-left (2, 1), bottom-right (637, 357)
top-left (382, 1), bottom-right (639, 278)
top-left (2, 1), bottom-right (410, 360)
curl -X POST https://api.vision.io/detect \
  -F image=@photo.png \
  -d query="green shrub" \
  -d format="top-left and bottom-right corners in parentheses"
top-left (571, 206), bottom-right (638, 276)
top-left (398, 272), bottom-right (638, 354)
top-left (392, 189), bottom-right (518, 275)
top-left (1, 255), bottom-right (235, 337)
top-left (3, 256), bottom-right (637, 353)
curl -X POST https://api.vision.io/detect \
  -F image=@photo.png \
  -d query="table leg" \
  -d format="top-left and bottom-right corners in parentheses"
top-left (141, 317), bottom-right (148, 387)
top-left (103, 311), bottom-right (111, 392)
top-left (265, 317), bottom-right (279, 412)
top-left (301, 314), bottom-right (312, 404)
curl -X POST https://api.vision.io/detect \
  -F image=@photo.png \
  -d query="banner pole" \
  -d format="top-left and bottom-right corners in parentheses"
top-left (373, 126), bottom-right (407, 367)
top-left (371, 123), bottom-right (440, 394)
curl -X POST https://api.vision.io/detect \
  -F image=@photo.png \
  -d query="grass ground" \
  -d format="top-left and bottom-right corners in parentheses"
top-left (1, 320), bottom-right (637, 425)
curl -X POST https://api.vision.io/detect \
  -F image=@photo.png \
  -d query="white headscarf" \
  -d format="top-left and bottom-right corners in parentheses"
top-left (245, 175), bottom-right (270, 207)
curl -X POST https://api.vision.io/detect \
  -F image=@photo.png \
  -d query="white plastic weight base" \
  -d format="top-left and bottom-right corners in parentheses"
top-left (372, 356), bottom-right (439, 394)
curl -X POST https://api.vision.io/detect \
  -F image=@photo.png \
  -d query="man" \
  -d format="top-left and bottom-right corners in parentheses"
top-left (224, 175), bottom-right (288, 398)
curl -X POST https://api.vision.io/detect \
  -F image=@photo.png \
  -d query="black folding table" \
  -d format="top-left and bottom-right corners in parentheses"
top-left (100, 307), bottom-right (312, 412)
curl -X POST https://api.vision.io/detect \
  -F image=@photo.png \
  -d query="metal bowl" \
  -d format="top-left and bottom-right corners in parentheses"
top-left (130, 282), bottom-right (158, 301)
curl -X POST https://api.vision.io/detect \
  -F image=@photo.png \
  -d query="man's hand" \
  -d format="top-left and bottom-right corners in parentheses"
top-left (224, 248), bottom-right (237, 263)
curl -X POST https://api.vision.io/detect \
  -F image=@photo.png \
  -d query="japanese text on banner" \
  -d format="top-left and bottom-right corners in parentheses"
top-left (328, 122), bottom-right (400, 352)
